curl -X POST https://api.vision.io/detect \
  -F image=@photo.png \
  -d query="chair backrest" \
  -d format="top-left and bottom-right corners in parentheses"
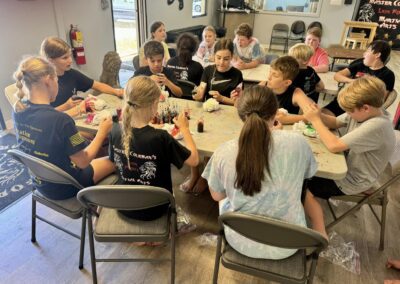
top-left (132, 55), bottom-right (140, 71)
top-left (307, 21), bottom-right (323, 32)
top-left (177, 79), bottom-right (196, 99)
top-left (290, 21), bottom-right (306, 35)
top-left (263, 54), bottom-right (279, 64)
top-left (77, 185), bottom-right (175, 211)
top-left (393, 101), bottom-right (400, 130)
top-left (272, 23), bottom-right (289, 33)
top-left (8, 149), bottom-right (83, 189)
top-left (219, 212), bottom-right (328, 251)
top-left (4, 83), bottom-right (18, 108)
top-left (383, 89), bottom-right (398, 110)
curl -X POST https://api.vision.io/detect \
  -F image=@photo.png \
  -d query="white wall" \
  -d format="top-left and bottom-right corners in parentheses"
top-left (0, 0), bottom-right (115, 122)
top-left (145, 0), bottom-right (219, 34)
top-left (253, 1), bottom-right (357, 48)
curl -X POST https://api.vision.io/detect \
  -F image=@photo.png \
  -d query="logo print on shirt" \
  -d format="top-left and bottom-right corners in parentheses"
top-left (139, 161), bottom-right (157, 179)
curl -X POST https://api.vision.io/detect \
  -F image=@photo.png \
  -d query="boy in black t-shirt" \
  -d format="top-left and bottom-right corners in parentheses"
top-left (289, 43), bottom-right (325, 103)
top-left (134, 40), bottom-right (183, 97)
top-left (325, 40), bottom-right (395, 116)
top-left (259, 56), bottom-right (313, 124)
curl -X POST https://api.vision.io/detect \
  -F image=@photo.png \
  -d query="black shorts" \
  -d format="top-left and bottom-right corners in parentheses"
top-left (324, 99), bottom-right (345, 116)
top-left (307, 177), bottom-right (345, 199)
top-left (36, 165), bottom-right (94, 200)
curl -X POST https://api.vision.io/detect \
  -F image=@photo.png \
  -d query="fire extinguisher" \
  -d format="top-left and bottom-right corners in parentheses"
top-left (69, 24), bottom-right (86, 65)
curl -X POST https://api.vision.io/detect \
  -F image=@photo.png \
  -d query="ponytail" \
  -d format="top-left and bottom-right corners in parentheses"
top-left (234, 85), bottom-right (278, 196)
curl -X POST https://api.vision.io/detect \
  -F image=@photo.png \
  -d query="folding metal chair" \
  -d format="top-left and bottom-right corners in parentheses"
top-left (263, 53), bottom-right (279, 64)
top-left (269, 23), bottom-right (289, 53)
top-left (327, 161), bottom-right (400, 250)
top-left (8, 149), bottom-right (118, 269)
top-left (77, 185), bottom-right (177, 284)
top-left (213, 212), bottom-right (328, 284)
top-left (288, 20), bottom-right (306, 47)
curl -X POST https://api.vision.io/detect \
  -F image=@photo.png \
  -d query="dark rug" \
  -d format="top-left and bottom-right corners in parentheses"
top-left (0, 134), bottom-right (31, 212)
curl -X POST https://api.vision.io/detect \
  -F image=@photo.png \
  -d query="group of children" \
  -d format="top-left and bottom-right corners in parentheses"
top-left (9, 19), bottom-right (399, 265)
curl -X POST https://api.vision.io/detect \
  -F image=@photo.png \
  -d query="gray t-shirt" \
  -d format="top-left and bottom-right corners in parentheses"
top-left (335, 111), bottom-right (395, 194)
top-left (202, 130), bottom-right (317, 260)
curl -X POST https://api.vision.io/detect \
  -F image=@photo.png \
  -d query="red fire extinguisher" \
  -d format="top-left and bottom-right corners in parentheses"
top-left (69, 24), bottom-right (86, 65)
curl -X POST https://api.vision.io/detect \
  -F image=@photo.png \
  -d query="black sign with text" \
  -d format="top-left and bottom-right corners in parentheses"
top-left (354, 0), bottom-right (400, 50)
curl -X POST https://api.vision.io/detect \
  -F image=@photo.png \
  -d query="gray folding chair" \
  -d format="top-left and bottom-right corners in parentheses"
top-left (263, 54), bottom-right (279, 64)
top-left (383, 89), bottom-right (398, 110)
top-left (132, 55), bottom-right (140, 71)
top-left (213, 212), bottom-right (328, 284)
top-left (77, 185), bottom-right (177, 284)
top-left (8, 149), bottom-right (87, 269)
top-left (269, 23), bottom-right (289, 53)
top-left (288, 20), bottom-right (306, 47)
top-left (327, 161), bottom-right (400, 250)
top-left (8, 149), bottom-right (118, 269)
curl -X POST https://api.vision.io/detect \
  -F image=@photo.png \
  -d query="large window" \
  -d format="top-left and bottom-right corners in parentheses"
top-left (252, 0), bottom-right (321, 15)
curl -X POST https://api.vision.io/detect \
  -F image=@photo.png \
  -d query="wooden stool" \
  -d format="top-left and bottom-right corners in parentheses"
top-left (345, 37), bottom-right (369, 49)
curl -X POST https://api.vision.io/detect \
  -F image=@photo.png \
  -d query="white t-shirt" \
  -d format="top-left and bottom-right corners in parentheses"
top-left (335, 111), bottom-right (395, 194)
top-left (202, 130), bottom-right (317, 259)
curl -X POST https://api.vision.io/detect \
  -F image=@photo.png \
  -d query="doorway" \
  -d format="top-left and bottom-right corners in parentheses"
top-left (111, 0), bottom-right (138, 86)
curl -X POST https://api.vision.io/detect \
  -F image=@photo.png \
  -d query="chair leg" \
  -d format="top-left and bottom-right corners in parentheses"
top-left (78, 210), bottom-right (87, 269)
top-left (170, 213), bottom-right (176, 284)
top-left (212, 235), bottom-right (223, 284)
top-left (31, 196), bottom-right (37, 243)
top-left (380, 193), bottom-right (388, 251)
top-left (87, 214), bottom-right (98, 284)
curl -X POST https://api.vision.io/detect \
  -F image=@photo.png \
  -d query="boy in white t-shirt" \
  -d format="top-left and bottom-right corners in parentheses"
top-left (232, 23), bottom-right (263, 70)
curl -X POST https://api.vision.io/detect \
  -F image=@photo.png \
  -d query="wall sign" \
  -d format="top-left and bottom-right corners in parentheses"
top-left (354, 0), bottom-right (400, 50)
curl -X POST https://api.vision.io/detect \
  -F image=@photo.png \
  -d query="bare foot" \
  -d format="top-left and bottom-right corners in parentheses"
top-left (384, 280), bottom-right (400, 284)
top-left (387, 259), bottom-right (400, 270)
top-left (192, 177), bottom-right (208, 194)
top-left (180, 175), bottom-right (199, 193)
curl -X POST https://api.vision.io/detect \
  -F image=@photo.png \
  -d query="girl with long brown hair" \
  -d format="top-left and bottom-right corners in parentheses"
top-left (202, 85), bottom-right (325, 259)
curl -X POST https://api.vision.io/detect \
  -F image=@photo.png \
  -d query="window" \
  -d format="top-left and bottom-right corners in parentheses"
top-left (192, 0), bottom-right (207, 17)
top-left (253, 0), bottom-right (321, 15)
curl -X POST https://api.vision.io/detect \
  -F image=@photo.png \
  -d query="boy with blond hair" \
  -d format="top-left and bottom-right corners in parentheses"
top-left (304, 76), bottom-right (395, 199)
top-left (289, 43), bottom-right (325, 103)
top-left (260, 56), bottom-right (314, 124)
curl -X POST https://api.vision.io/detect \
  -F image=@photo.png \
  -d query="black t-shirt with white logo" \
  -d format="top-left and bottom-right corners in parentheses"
top-left (201, 65), bottom-right (243, 100)
top-left (292, 66), bottom-right (321, 103)
top-left (166, 56), bottom-right (204, 85)
top-left (109, 123), bottom-right (191, 220)
top-left (133, 66), bottom-right (179, 96)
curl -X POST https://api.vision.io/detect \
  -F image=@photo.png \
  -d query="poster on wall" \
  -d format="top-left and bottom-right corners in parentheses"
top-left (354, 0), bottom-right (400, 50)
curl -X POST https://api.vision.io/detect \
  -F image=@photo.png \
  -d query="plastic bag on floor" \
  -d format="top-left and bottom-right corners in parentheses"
top-left (196, 232), bottom-right (218, 247)
top-left (176, 206), bottom-right (197, 235)
top-left (320, 231), bottom-right (361, 275)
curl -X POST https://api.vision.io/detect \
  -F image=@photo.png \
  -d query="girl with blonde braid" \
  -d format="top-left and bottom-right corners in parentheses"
top-left (12, 56), bottom-right (115, 200)
top-left (108, 76), bottom-right (199, 220)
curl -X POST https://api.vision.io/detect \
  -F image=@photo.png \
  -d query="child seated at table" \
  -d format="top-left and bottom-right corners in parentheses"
top-left (139, 21), bottom-right (170, 67)
top-left (325, 40), bottom-right (395, 116)
top-left (108, 76), bottom-right (199, 220)
top-left (13, 56), bottom-right (115, 200)
top-left (193, 38), bottom-right (243, 106)
top-left (166, 33), bottom-right (204, 85)
top-left (202, 85), bottom-right (327, 259)
top-left (134, 40), bottom-right (183, 97)
top-left (303, 76), bottom-right (395, 199)
top-left (40, 37), bottom-right (123, 117)
top-left (195, 25), bottom-right (217, 65)
top-left (305, 27), bottom-right (329, 73)
top-left (289, 43), bottom-right (325, 103)
top-left (232, 23), bottom-right (263, 70)
top-left (259, 56), bottom-right (313, 124)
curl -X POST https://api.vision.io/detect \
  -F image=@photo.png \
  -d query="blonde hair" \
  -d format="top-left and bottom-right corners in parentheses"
top-left (288, 43), bottom-right (314, 64)
top-left (13, 56), bottom-right (56, 112)
top-left (203, 25), bottom-right (216, 37)
top-left (40, 37), bottom-right (70, 59)
top-left (338, 76), bottom-right (385, 112)
top-left (122, 76), bottom-right (161, 167)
